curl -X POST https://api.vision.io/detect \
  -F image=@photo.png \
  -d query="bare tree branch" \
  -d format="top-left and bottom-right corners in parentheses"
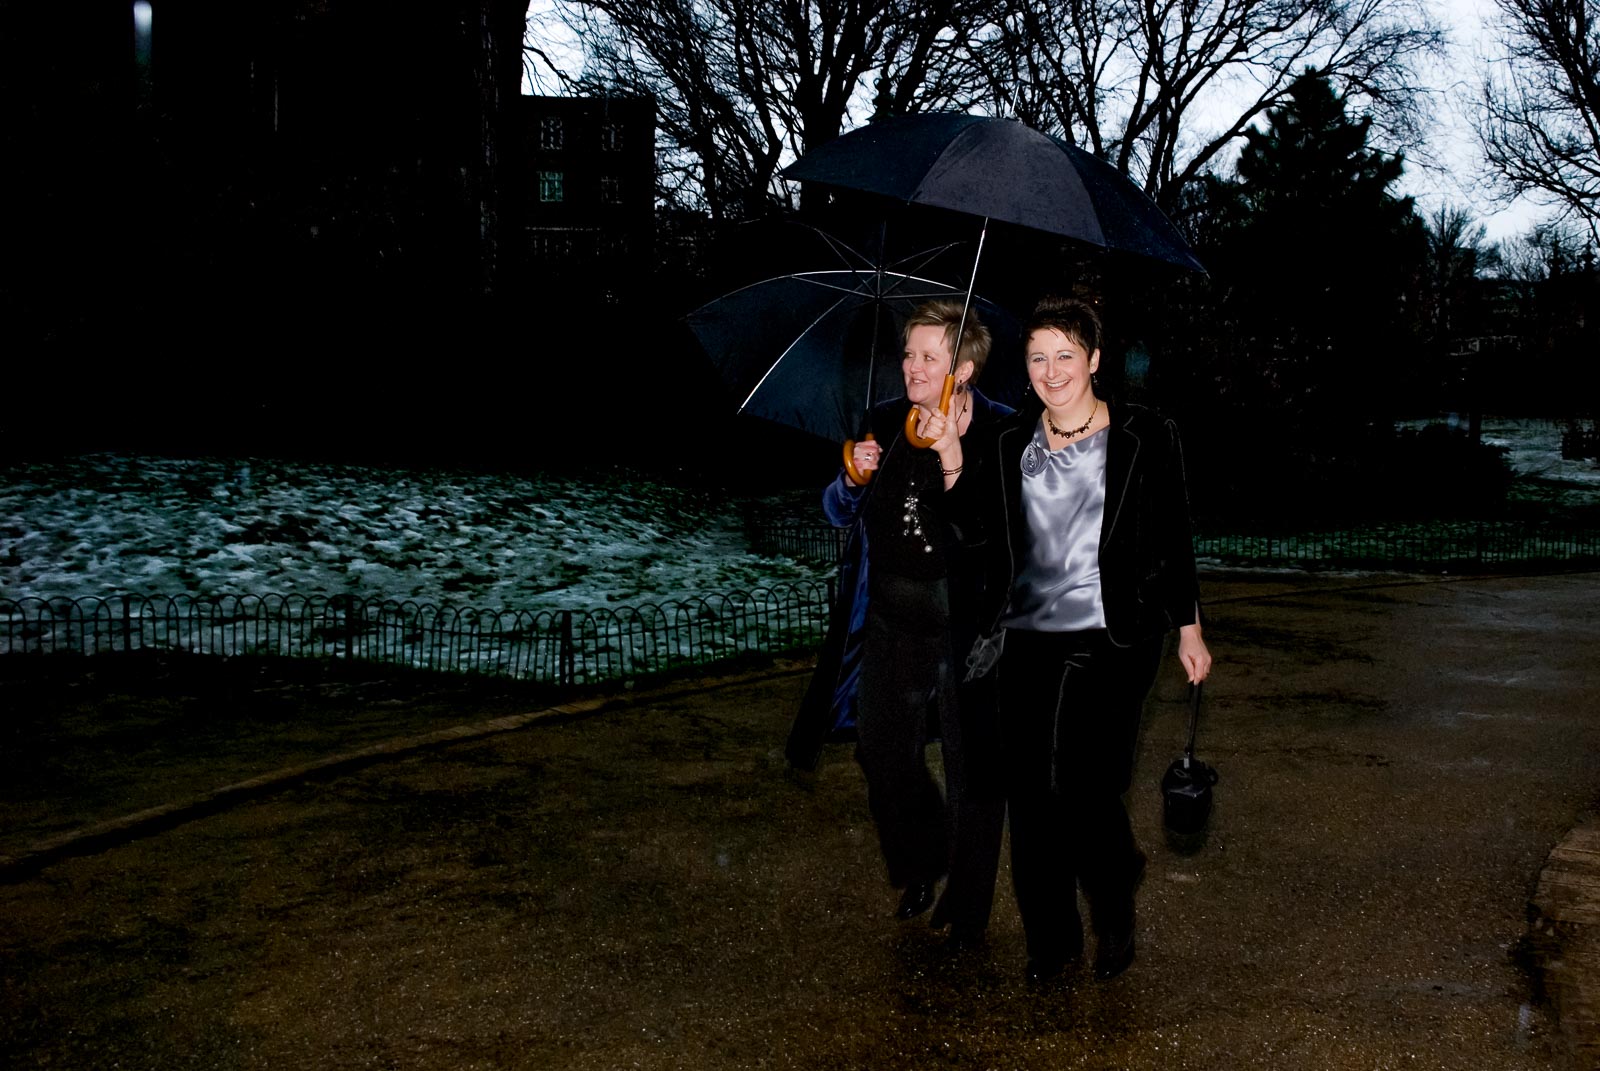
top-left (1475, 0), bottom-right (1600, 236)
top-left (967, 0), bottom-right (1443, 208)
top-left (548, 0), bottom-right (996, 219)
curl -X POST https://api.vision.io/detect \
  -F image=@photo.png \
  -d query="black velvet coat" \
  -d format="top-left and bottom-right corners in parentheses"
top-left (785, 389), bottom-right (1013, 774)
top-left (949, 400), bottom-right (1201, 675)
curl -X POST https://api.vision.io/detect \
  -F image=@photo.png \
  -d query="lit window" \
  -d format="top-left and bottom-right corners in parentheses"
top-left (600, 123), bottom-right (622, 151)
top-left (539, 171), bottom-right (564, 202)
top-left (600, 176), bottom-right (622, 204)
top-left (540, 116), bottom-right (564, 150)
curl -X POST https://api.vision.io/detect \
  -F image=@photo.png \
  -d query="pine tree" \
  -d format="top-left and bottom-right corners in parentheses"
top-left (1218, 71), bottom-right (1426, 420)
top-left (1155, 70), bottom-right (1443, 523)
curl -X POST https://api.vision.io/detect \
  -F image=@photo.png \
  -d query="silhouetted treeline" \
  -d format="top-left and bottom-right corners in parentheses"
top-left (4, 10), bottom-right (1595, 518)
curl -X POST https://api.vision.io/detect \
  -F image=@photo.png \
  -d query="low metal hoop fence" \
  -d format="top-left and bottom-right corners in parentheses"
top-left (0, 582), bottom-right (835, 687)
top-left (1189, 519), bottom-right (1600, 571)
top-left (9, 518), bottom-right (1596, 685)
top-left (744, 520), bottom-right (850, 564)
top-left (749, 518), bottom-right (1600, 572)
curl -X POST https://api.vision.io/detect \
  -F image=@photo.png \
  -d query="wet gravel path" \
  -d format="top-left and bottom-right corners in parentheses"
top-left (3, 571), bottom-right (1599, 1069)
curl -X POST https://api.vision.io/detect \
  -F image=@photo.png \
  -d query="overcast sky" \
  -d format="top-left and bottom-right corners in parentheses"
top-left (1402, 0), bottom-right (1543, 242)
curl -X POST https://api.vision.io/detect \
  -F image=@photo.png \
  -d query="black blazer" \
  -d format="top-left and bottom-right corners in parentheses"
top-left (949, 401), bottom-right (1201, 662)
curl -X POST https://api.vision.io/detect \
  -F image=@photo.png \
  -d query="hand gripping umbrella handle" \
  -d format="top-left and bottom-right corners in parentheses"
top-left (905, 218), bottom-right (984, 451)
top-left (903, 376), bottom-right (956, 449)
top-left (843, 432), bottom-right (876, 486)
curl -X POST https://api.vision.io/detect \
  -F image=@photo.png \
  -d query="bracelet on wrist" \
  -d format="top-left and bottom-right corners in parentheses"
top-left (941, 464), bottom-right (963, 475)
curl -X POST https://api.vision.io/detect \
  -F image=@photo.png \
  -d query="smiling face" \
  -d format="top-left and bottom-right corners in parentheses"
top-left (903, 323), bottom-right (973, 408)
top-left (1026, 327), bottom-right (1100, 412)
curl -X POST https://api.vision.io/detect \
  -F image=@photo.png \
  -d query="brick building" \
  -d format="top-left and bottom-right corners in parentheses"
top-left (519, 95), bottom-right (655, 275)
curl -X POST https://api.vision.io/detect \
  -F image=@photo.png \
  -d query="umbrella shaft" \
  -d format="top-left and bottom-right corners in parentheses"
top-left (949, 218), bottom-right (990, 375)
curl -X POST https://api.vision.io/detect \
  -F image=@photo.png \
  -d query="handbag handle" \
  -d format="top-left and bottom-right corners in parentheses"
top-left (1183, 681), bottom-right (1203, 764)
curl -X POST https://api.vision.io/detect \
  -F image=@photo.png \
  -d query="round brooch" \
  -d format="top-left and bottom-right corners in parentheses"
top-left (1020, 441), bottom-right (1046, 476)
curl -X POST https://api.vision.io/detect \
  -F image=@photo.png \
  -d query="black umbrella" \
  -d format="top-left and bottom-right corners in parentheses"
top-left (685, 267), bottom-right (1021, 456)
top-left (782, 112), bottom-right (1205, 445)
top-left (782, 112), bottom-right (1204, 273)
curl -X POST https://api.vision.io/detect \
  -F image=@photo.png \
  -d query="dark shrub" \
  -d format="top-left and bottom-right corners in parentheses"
top-left (1186, 421), bottom-right (1512, 527)
top-left (1373, 424), bottom-right (1514, 518)
top-left (1561, 420), bottom-right (1599, 462)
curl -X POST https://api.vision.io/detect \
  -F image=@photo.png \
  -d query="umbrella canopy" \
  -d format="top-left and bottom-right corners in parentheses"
top-left (782, 112), bottom-right (1205, 274)
top-left (686, 269), bottom-right (1021, 445)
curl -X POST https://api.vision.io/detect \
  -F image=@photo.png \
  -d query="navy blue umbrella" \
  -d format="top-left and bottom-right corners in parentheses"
top-left (685, 267), bottom-right (1022, 447)
top-left (782, 112), bottom-right (1205, 274)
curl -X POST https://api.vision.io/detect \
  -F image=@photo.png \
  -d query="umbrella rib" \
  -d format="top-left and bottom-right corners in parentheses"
top-left (798, 275), bottom-right (890, 298)
top-left (735, 292), bottom-right (858, 416)
top-left (886, 242), bottom-right (965, 282)
top-left (696, 270), bottom-right (975, 311)
top-left (793, 272), bottom-right (966, 302)
top-left (806, 225), bottom-right (873, 272)
top-left (877, 270), bottom-right (988, 304)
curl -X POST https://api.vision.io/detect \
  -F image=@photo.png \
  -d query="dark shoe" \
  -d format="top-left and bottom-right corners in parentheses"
top-left (1093, 925), bottom-right (1136, 980)
top-left (1025, 955), bottom-right (1070, 984)
top-left (895, 881), bottom-right (936, 920)
top-left (1024, 934), bottom-right (1083, 984)
top-left (1088, 853), bottom-right (1142, 981)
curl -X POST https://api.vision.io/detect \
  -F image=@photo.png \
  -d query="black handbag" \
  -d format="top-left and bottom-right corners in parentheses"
top-left (1161, 682), bottom-right (1219, 839)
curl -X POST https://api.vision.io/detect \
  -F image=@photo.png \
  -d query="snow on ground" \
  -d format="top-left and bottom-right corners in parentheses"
top-left (1401, 415), bottom-right (1600, 513)
top-left (1478, 417), bottom-right (1600, 489)
top-left (2, 419), bottom-right (1594, 614)
top-left (0, 454), bottom-right (828, 612)
top-left (1410, 415), bottom-right (1600, 488)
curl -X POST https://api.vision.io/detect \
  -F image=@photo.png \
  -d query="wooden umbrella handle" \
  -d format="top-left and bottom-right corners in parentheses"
top-left (903, 375), bottom-right (956, 449)
top-left (843, 432), bottom-right (876, 486)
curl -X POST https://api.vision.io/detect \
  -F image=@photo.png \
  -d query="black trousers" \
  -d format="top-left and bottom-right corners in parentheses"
top-left (856, 572), bottom-right (1005, 929)
top-left (997, 626), bottom-right (1162, 963)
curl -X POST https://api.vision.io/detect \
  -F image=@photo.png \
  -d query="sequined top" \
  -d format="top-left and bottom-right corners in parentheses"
top-left (862, 435), bottom-right (950, 581)
top-left (1000, 420), bottom-right (1108, 631)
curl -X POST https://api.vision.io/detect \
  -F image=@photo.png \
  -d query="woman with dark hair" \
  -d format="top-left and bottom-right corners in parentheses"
top-left (926, 294), bottom-right (1211, 982)
top-left (787, 300), bottom-right (1012, 949)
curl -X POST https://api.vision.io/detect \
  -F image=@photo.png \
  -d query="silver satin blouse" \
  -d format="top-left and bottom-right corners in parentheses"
top-left (1000, 420), bottom-right (1109, 632)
